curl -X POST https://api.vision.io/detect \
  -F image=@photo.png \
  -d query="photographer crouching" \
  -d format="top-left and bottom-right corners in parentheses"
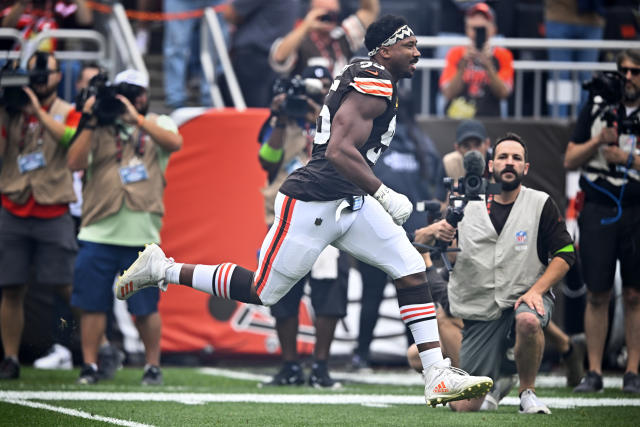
top-left (565, 49), bottom-right (640, 394)
top-left (67, 69), bottom-right (182, 385)
top-left (258, 65), bottom-right (349, 388)
top-left (0, 52), bottom-right (81, 379)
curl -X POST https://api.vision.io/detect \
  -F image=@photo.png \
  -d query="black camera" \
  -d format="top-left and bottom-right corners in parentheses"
top-left (0, 56), bottom-right (57, 114)
top-left (272, 76), bottom-right (323, 119)
top-left (443, 151), bottom-right (500, 204)
top-left (582, 71), bottom-right (625, 105)
top-left (76, 73), bottom-right (145, 126)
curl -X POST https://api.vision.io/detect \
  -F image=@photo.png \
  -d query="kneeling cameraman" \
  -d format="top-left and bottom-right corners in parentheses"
top-left (67, 69), bottom-right (182, 385)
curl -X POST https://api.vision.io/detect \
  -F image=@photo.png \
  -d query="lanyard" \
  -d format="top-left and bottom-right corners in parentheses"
top-left (115, 125), bottom-right (146, 163)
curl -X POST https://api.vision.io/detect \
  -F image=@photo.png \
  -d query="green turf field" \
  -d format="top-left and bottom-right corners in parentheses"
top-left (1, 366), bottom-right (639, 426)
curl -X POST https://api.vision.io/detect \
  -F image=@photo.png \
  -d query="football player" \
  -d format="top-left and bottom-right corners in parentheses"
top-left (116, 14), bottom-right (493, 407)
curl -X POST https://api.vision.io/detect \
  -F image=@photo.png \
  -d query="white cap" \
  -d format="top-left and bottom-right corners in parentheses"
top-left (114, 69), bottom-right (149, 89)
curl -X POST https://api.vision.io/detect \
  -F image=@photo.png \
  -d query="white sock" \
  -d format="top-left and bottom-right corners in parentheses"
top-left (165, 263), bottom-right (183, 285)
top-left (192, 264), bottom-right (217, 295)
top-left (419, 347), bottom-right (443, 371)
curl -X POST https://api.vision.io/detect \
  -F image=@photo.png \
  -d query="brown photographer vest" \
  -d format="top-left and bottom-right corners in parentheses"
top-left (81, 118), bottom-right (166, 228)
top-left (0, 99), bottom-right (76, 205)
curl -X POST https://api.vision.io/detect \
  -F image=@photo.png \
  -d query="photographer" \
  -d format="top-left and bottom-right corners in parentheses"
top-left (436, 134), bottom-right (574, 413)
top-left (439, 3), bottom-right (513, 118)
top-left (258, 65), bottom-right (348, 388)
top-left (67, 69), bottom-right (182, 385)
top-left (0, 51), bottom-right (80, 380)
top-left (269, 0), bottom-right (379, 77)
top-left (565, 49), bottom-right (640, 394)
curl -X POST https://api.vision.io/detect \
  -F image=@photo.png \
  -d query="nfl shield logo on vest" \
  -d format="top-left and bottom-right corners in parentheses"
top-left (515, 230), bottom-right (527, 251)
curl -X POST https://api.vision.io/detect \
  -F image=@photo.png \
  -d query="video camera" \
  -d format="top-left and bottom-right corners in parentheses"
top-left (272, 76), bottom-right (324, 119)
top-left (413, 151), bottom-right (501, 271)
top-left (76, 73), bottom-right (145, 126)
top-left (582, 71), bottom-right (640, 135)
top-left (0, 57), bottom-right (58, 114)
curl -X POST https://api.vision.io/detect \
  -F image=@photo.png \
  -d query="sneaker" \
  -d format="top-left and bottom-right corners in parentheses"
top-left (563, 333), bottom-right (586, 387)
top-left (77, 363), bottom-right (99, 385)
top-left (573, 370), bottom-right (603, 393)
top-left (308, 362), bottom-right (342, 389)
top-left (261, 362), bottom-right (305, 386)
top-left (518, 389), bottom-right (551, 414)
top-left (97, 344), bottom-right (125, 380)
top-left (34, 344), bottom-right (73, 370)
top-left (350, 354), bottom-right (372, 373)
top-left (115, 244), bottom-right (172, 300)
top-left (423, 358), bottom-right (493, 407)
top-left (0, 357), bottom-right (20, 379)
top-left (141, 365), bottom-right (163, 386)
top-left (623, 372), bottom-right (640, 393)
top-left (479, 374), bottom-right (517, 410)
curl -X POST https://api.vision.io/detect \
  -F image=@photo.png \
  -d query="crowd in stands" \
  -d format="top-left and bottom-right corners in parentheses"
top-left (0, 0), bottom-right (639, 409)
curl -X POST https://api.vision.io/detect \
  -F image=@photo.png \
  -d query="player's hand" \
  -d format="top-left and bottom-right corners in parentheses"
top-left (514, 289), bottom-right (545, 316)
top-left (373, 183), bottom-right (413, 226)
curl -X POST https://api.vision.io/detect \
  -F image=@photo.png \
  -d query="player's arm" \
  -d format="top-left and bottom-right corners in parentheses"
top-left (325, 90), bottom-right (385, 194)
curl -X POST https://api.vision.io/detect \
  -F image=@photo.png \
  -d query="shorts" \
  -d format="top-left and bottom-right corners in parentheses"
top-left (0, 210), bottom-right (78, 286)
top-left (579, 202), bottom-right (640, 292)
top-left (459, 293), bottom-right (554, 381)
top-left (255, 192), bottom-right (425, 306)
top-left (270, 250), bottom-right (349, 319)
top-left (426, 266), bottom-right (451, 316)
top-left (71, 240), bottom-right (159, 316)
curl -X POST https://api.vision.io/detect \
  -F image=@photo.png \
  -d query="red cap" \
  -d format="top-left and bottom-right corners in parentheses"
top-left (466, 2), bottom-right (495, 22)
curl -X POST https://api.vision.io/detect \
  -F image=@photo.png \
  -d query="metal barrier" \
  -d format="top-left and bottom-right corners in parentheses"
top-left (416, 36), bottom-right (640, 119)
top-left (200, 6), bottom-right (246, 110)
top-left (107, 2), bottom-right (148, 80)
top-left (0, 28), bottom-right (24, 61)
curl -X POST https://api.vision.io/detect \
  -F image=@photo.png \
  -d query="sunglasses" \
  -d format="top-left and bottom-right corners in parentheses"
top-left (618, 66), bottom-right (640, 76)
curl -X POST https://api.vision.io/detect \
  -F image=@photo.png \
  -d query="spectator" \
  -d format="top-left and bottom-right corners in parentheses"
top-left (439, 2), bottom-right (513, 119)
top-left (0, 52), bottom-right (80, 379)
top-left (269, 0), bottom-right (379, 77)
top-left (565, 49), bottom-right (640, 394)
top-left (445, 133), bottom-right (575, 413)
top-left (222, 0), bottom-right (298, 107)
top-left (67, 69), bottom-right (182, 385)
top-left (351, 87), bottom-right (446, 371)
top-left (257, 65), bottom-right (348, 388)
top-left (163, 0), bottom-right (226, 110)
top-left (544, 0), bottom-right (605, 117)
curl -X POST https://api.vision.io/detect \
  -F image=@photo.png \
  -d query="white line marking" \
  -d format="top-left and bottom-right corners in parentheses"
top-left (198, 368), bottom-right (624, 388)
top-left (1, 391), bottom-right (639, 408)
top-left (2, 398), bottom-right (154, 427)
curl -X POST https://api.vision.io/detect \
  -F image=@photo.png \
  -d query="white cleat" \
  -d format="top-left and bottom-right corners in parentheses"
top-left (115, 243), bottom-right (173, 300)
top-left (518, 389), bottom-right (551, 414)
top-left (33, 344), bottom-right (73, 370)
top-left (423, 358), bottom-right (493, 407)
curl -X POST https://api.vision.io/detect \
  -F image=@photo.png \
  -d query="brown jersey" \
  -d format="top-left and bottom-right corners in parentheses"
top-left (280, 59), bottom-right (398, 201)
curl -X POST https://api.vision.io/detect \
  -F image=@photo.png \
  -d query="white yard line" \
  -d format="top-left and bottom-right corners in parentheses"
top-left (198, 367), bottom-right (624, 388)
top-left (2, 398), bottom-right (154, 427)
top-left (1, 391), bottom-right (639, 408)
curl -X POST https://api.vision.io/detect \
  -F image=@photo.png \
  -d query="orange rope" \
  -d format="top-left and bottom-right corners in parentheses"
top-left (85, 1), bottom-right (227, 21)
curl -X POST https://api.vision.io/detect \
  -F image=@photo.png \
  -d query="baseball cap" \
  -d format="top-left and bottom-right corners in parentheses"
top-left (456, 119), bottom-right (487, 144)
top-left (114, 69), bottom-right (149, 89)
top-left (301, 65), bottom-right (332, 80)
top-left (466, 2), bottom-right (495, 22)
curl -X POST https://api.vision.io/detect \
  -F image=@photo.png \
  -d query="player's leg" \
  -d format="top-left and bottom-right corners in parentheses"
top-left (116, 194), bottom-right (340, 307)
top-left (334, 197), bottom-right (492, 406)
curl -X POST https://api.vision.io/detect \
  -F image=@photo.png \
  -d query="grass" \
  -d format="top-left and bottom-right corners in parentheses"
top-left (0, 367), bottom-right (639, 426)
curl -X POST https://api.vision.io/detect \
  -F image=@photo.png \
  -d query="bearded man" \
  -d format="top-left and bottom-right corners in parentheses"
top-left (565, 49), bottom-right (640, 394)
top-left (433, 133), bottom-right (575, 414)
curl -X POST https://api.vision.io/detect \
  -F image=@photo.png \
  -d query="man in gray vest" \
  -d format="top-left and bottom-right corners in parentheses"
top-left (441, 133), bottom-right (575, 414)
